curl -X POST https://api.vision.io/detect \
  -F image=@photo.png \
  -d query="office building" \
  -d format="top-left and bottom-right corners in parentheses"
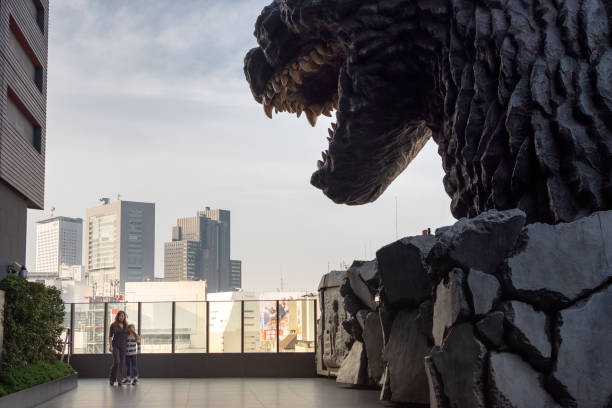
top-left (164, 207), bottom-right (231, 292)
top-left (35, 216), bottom-right (82, 276)
top-left (230, 259), bottom-right (242, 290)
top-left (85, 199), bottom-right (154, 298)
top-left (0, 0), bottom-right (48, 278)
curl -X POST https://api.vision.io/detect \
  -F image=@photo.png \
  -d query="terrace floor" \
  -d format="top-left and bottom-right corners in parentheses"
top-left (36, 378), bottom-right (393, 408)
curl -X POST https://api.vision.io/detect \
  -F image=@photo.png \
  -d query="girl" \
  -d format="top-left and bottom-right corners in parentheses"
top-left (108, 311), bottom-right (129, 386)
top-left (126, 324), bottom-right (141, 384)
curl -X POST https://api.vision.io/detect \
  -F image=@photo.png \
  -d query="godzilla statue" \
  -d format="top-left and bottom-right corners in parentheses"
top-left (244, 0), bottom-right (612, 224)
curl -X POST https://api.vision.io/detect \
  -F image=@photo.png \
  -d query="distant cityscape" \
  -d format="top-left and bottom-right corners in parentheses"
top-left (28, 197), bottom-right (242, 302)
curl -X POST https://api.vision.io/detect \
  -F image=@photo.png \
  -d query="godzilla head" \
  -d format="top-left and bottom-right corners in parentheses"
top-left (244, 0), bottom-right (445, 205)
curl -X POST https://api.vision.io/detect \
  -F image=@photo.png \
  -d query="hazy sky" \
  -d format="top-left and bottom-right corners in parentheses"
top-left (25, 0), bottom-right (456, 292)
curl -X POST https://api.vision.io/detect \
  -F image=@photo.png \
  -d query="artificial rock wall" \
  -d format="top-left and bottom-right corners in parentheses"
top-left (325, 209), bottom-right (612, 408)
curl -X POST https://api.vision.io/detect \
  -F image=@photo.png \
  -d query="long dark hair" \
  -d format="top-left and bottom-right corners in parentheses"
top-left (111, 310), bottom-right (128, 329)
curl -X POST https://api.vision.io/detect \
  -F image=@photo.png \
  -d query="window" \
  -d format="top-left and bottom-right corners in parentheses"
top-left (26, 0), bottom-right (45, 33)
top-left (7, 89), bottom-right (41, 152)
top-left (9, 17), bottom-right (43, 91)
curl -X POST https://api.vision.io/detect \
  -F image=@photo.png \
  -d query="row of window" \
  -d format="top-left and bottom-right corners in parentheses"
top-left (6, 2), bottom-right (46, 153)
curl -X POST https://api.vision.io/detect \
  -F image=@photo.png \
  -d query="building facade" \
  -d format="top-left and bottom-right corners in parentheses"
top-left (0, 0), bottom-right (48, 278)
top-left (164, 207), bottom-right (231, 292)
top-left (85, 199), bottom-right (155, 298)
top-left (230, 259), bottom-right (242, 290)
top-left (35, 216), bottom-right (82, 276)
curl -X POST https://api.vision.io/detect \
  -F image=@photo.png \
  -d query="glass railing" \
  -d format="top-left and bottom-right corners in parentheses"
top-left (63, 299), bottom-right (317, 354)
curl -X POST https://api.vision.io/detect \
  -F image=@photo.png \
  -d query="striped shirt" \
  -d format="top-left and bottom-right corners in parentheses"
top-left (126, 334), bottom-right (141, 356)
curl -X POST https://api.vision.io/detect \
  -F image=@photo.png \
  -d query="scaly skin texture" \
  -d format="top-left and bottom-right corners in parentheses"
top-left (244, 0), bottom-right (612, 224)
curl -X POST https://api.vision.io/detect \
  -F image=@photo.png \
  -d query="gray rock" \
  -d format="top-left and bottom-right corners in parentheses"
top-left (467, 269), bottom-right (501, 315)
top-left (416, 299), bottom-right (434, 344)
top-left (355, 309), bottom-right (369, 330)
top-left (362, 312), bottom-right (385, 383)
top-left (475, 311), bottom-right (505, 348)
top-left (501, 301), bottom-right (551, 370)
top-left (341, 317), bottom-right (363, 342)
top-left (347, 266), bottom-right (377, 311)
top-left (488, 352), bottom-right (560, 408)
top-left (348, 259), bottom-right (379, 290)
top-left (551, 284), bottom-right (612, 408)
top-left (430, 323), bottom-right (487, 408)
top-left (318, 270), bottom-right (347, 290)
top-left (428, 209), bottom-right (526, 280)
top-left (340, 278), bottom-right (363, 316)
top-left (382, 309), bottom-right (430, 404)
top-left (379, 364), bottom-right (392, 400)
top-left (379, 305), bottom-right (395, 345)
top-left (433, 268), bottom-right (471, 346)
top-left (505, 211), bottom-right (612, 310)
top-left (377, 235), bottom-right (437, 307)
top-left (425, 355), bottom-right (449, 408)
top-left (336, 340), bottom-right (368, 385)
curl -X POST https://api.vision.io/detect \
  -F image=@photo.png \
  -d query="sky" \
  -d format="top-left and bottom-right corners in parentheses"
top-left (25, 0), bottom-right (456, 292)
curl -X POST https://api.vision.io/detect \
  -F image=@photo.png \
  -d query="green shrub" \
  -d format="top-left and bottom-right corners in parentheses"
top-left (0, 275), bottom-right (65, 370)
top-left (0, 359), bottom-right (74, 397)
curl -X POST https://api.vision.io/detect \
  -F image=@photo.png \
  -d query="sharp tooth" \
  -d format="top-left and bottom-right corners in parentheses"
top-left (317, 160), bottom-right (324, 169)
top-left (324, 101), bottom-right (334, 113)
top-left (264, 103), bottom-right (273, 119)
top-left (299, 60), bottom-right (318, 73)
top-left (328, 128), bottom-right (334, 137)
top-left (331, 122), bottom-right (337, 130)
top-left (266, 87), bottom-right (274, 100)
top-left (281, 75), bottom-right (288, 87)
top-left (322, 109), bottom-right (332, 117)
top-left (309, 104), bottom-right (323, 115)
top-left (310, 50), bottom-right (326, 65)
top-left (305, 109), bottom-right (318, 126)
top-left (321, 151), bottom-right (327, 161)
top-left (296, 104), bottom-right (303, 118)
top-left (327, 136), bottom-right (332, 142)
top-left (289, 70), bottom-right (302, 85)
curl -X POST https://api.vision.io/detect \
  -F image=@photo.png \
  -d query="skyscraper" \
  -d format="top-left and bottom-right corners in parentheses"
top-left (0, 0), bottom-right (49, 278)
top-left (85, 199), bottom-right (155, 298)
top-left (164, 207), bottom-right (231, 292)
top-left (230, 259), bottom-right (242, 290)
top-left (35, 216), bottom-right (82, 276)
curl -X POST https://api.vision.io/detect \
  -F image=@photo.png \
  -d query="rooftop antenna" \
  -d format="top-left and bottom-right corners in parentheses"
top-left (99, 197), bottom-right (110, 205)
top-left (117, 193), bottom-right (121, 202)
top-left (50, 206), bottom-right (55, 217)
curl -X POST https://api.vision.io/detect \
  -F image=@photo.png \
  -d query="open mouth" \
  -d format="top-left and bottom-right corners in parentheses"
top-left (260, 41), bottom-right (344, 170)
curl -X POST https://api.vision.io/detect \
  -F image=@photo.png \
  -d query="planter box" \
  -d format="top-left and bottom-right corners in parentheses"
top-left (0, 372), bottom-right (77, 408)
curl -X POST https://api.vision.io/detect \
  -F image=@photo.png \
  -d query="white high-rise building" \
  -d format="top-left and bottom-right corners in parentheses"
top-left (35, 217), bottom-right (83, 276)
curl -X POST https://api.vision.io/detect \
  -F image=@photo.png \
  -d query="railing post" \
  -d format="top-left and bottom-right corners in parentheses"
top-left (241, 300), bottom-right (244, 353)
top-left (171, 301), bottom-right (176, 353)
top-left (70, 303), bottom-right (75, 356)
top-left (103, 302), bottom-right (108, 354)
top-left (276, 300), bottom-right (280, 353)
top-left (138, 302), bottom-right (142, 337)
top-left (205, 301), bottom-right (210, 353)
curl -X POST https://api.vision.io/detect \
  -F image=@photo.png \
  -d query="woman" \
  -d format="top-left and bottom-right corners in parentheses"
top-left (109, 310), bottom-right (129, 386)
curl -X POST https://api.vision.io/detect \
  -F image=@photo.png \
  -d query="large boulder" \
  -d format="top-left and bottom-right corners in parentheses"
top-left (428, 209), bottom-right (526, 281)
top-left (433, 268), bottom-right (471, 346)
top-left (346, 265), bottom-right (377, 311)
top-left (467, 268), bottom-right (501, 316)
top-left (501, 301), bottom-right (552, 370)
top-left (377, 235), bottom-right (437, 307)
top-left (382, 309), bottom-right (430, 404)
top-left (425, 355), bottom-right (449, 408)
top-left (362, 312), bottom-right (385, 383)
top-left (475, 311), bottom-right (505, 349)
top-left (348, 259), bottom-right (379, 292)
top-left (504, 211), bottom-right (612, 310)
top-left (430, 323), bottom-right (488, 408)
top-left (336, 341), bottom-right (368, 385)
top-left (551, 284), bottom-right (612, 408)
top-left (488, 352), bottom-right (560, 408)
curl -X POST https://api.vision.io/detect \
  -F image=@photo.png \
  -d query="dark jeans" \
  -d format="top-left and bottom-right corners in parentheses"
top-left (126, 355), bottom-right (139, 377)
top-left (109, 346), bottom-right (126, 382)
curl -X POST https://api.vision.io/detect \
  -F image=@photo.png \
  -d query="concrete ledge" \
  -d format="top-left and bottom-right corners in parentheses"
top-left (71, 353), bottom-right (316, 378)
top-left (0, 372), bottom-right (77, 408)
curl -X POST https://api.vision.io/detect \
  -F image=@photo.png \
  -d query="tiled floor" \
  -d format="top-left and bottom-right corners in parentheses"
top-left (35, 378), bottom-right (394, 408)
